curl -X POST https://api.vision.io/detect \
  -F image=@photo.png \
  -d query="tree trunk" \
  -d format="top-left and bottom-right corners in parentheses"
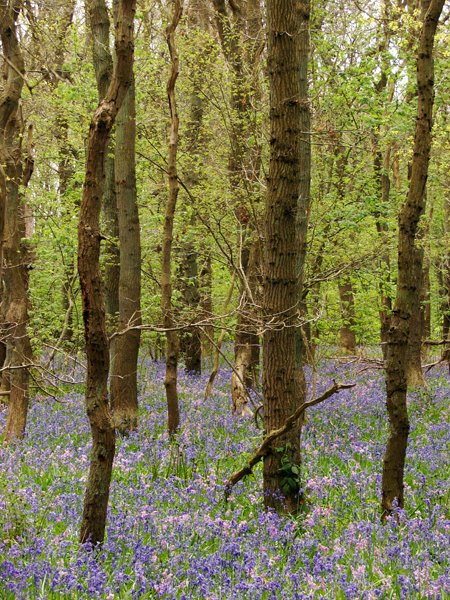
top-left (199, 251), bottom-right (214, 358)
top-left (211, 0), bottom-right (263, 411)
top-left (87, 0), bottom-right (120, 338)
top-left (442, 194), bottom-right (450, 367)
top-left (78, 0), bottom-right (135, 546)
top-left (177, 243), bottom-right (202, 374)
top-left (338, 278), bottom-right (357, 354)
top-left (371, 0), bottom-right (394, 363)
top-left (110, 75), bottom-right (141, 433)
top-left (177, 11), bottom-right (206, 375)
top-left (263, 0), bottom-right (310, 513)
top-left (0, 2), bottom-right (34, 441)
top-left (381, 0), bottom-right (444, 519)
top-left (406, 245), bottom-right (426, 386)
top-left (162, 0), bottom-right (183, 437)
top-left (232, 237), bottom-right (261, 413)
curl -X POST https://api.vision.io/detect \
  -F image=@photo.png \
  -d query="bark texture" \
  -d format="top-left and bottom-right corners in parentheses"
top-left (0, 1), bottom-right (34, 440)
top-left (88, 0), bottom-right (120, 335)
top-left (338, 278), bottom-right (357, 354)
top-left (212, 0), bottom-right (263, 413)
top-left (162, 0), bottom-right (183, 437)
top-left (263, 0), bottom-right (310, 512)
top-left (381, 0), bottom-right (444, 518)
top-left (78, 0), bottom-right (135, 545)
top-left (110, 75), bottom-right (141, 433)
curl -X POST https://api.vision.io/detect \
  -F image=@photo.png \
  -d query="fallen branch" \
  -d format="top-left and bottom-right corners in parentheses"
top-left (224, 381), bottom-right (356, 499)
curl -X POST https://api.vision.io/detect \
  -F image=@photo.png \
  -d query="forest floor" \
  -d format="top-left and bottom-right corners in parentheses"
top-left (0, 359), bottom-right (449, 599)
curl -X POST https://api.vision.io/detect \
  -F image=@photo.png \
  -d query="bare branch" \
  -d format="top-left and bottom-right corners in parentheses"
top-left (224, 381), bottom-right (356, 498)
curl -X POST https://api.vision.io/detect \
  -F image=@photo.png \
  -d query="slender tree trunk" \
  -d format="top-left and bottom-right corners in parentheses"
top-left (0, 2), bottom-right (34, 440)
top-left (406, 245), bottom-right (426, 386)
top-left (87, 0), bottom-right (120, 338)
top-left (162, 0), bottom-right (183, 437)
top-left (381, 0), bottom-right (444, 518)
top-left (263, 0), bottom-right (310, 513)
top-left (199, 252), bottom-right (214, 358)
top-left (232, 236), bottom-right (261, 413)
top-left (212, 0), bottom-right (263, 411)
top-left (177, 243), bottom-right (202, 373)
top-left (371, 0), bottom-right (394, 362)
top-left (177, 14), bottom-right (205, 374)
top-left (338, 278), bottom-right (357, 354)
top-left (110, 75), bottom-right (141, 433)
top-left (442, 194), bottom-right (450, 367)
top-left (78, 0), bottom-right (135, 545)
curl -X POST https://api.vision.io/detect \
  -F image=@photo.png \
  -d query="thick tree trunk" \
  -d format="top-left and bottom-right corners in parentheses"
top-left (78, 0), bottom-right (135, 545)
top-left (110, 76), bottom-right (141, 433)
top-left (0, 2), bottom-right (34, 440)
top-left (162, 0), bottom-right (183, 437)
top-left (263, 0), bottom-right (310, 513)
top-left (381, 0), bottom-right (444, 518)
top-left (338, 278), bottom-right (357, 354)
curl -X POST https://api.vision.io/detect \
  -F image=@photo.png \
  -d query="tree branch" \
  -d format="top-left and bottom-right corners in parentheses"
top-left (224, 381), bottom-right (356, 498)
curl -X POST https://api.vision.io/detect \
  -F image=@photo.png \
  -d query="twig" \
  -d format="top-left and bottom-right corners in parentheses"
top-left (224, 381), bottom-right (356, 499)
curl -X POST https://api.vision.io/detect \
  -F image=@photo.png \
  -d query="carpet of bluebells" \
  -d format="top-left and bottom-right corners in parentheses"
top-left (0, 358), bottom-right (449, 599)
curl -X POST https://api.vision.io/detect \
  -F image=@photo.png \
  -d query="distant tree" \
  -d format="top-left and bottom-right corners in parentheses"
top-left (211, 0), bottom-right (264, 414)
top-left (78, 0), bottom-right (135, 545)
top-left (263, 0), bottom-right (310, 512)
top-left (382, 0), bottom-right (445, 519)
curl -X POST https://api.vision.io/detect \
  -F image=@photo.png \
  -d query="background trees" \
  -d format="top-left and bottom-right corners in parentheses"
top-left (0, 0), bottom-right (448, 539)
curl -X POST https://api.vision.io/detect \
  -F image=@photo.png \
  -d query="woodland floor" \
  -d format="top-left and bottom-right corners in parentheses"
top-left (0, 358), bottom-right (449, 599)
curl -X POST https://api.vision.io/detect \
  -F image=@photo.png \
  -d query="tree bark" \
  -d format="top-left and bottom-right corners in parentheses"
top-left (176, 7), bottom-right (206, 375)
top-left (212, 0), bottom-right (264, 412)
top-left (263, 0), bottom-right (310, 513)
top-left (406, 245), bottom-right (426, 386)
top-left (177, 243), bottom-right (202, 373)
top-left (110, 74), bottom-right (141, 433)
top-left (0, 1), bottom-right (34, 441)
top-left (381, 0), bottom-right (444, 518)
top-left (338, 278), bottom-right (357, 354)
top-left (78, 0), bottom-right (135, 546)
top-left (162, 0), bottom-right (183, 437)
top-left (87, 0), bottom-right (120, 338)
top-left (371, 0), bottom-right (394, 362)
